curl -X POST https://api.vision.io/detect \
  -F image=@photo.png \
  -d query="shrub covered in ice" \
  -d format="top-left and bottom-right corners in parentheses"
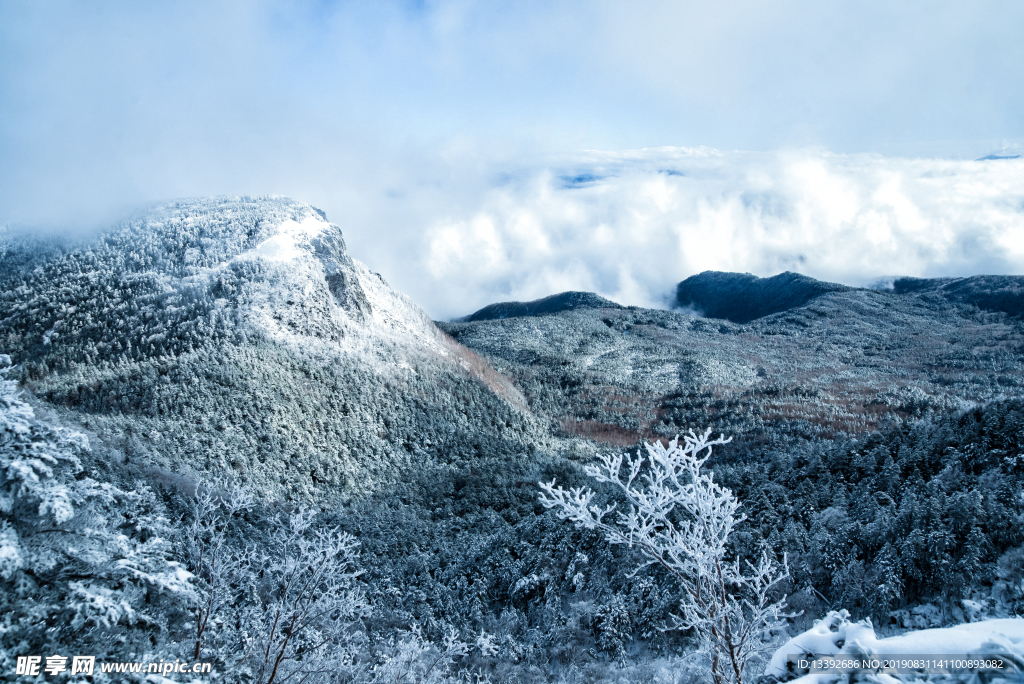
top-left (0, 356), bottom-right (195, 665)
top-left (541, 430), bottom-right (792, 684)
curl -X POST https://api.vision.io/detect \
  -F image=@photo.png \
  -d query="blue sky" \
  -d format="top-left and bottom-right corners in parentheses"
top-left (2, 1), bottom-right (1023, 316)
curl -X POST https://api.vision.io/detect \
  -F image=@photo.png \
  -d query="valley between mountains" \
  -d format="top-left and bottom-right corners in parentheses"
top-left (1, 196), bottom-right (1022, 683)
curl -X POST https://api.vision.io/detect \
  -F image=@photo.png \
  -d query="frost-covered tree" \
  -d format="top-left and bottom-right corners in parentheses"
top-left (180, 495), bottom-right (372, 682)
top-left (238, 509), bottom-right (370, 684)
top-left (539, 429), bottom-right (791, 684)
top-left (366, 625), bottom-right (475, 684)
top-left (181, 484), bottom-right (255, 662)
top-left (0, 354), bottom-right (194, 666)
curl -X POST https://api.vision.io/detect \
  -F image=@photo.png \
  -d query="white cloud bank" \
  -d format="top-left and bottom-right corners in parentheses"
top-left (381, 148), bottom-right (1024, 319)
top-left (2, 3), bottom-right (1023, 319)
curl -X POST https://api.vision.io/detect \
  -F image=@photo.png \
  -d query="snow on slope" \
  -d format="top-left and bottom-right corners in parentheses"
top-left (219, 206), bottom-right (447, 358)
top-left (213, 202), bottom-right (517, 397)
top-left (767, 610), bottom-right (1024, 684)
top-left (252, 214), bottom-right (328, 262)
top-left (911, 617), bottom-right (1022, 654)
top-left (351, 258), bottom-right (447, 353)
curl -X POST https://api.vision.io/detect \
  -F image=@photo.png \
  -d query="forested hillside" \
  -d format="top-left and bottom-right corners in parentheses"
top-left (442, 278), bottom-right (1024, 444)
top-left (0, 197), bottom-right (545, 501)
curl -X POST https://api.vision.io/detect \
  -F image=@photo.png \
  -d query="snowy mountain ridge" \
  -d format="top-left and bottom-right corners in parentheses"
top-left (158, 198), bottom-right (448, 360)
top-left (0, 196), bottom-right (542, 501)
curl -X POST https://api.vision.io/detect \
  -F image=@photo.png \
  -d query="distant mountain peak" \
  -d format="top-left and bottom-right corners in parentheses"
top-left (675, 270), bottom-right (1024, 323)
top-left (459, 291), bottom-right (624, 322)
top-left (976, 154), bottom-right (1021, 161)
top-left (675, 271), bottom-right (852, 323)
top-left (892, 275), bottom-right (1024, 317)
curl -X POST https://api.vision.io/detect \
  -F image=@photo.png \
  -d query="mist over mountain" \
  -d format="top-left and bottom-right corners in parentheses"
top-left (414, 149), bottom-right (1024, 319)
top-left (1, 196), bottom-right (1022, 682)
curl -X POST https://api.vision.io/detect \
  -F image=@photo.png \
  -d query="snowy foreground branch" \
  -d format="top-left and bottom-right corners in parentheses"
top-left (540, 430), bottom-right (793, 684)
top-left (183, 494), bottom-right (370, 684)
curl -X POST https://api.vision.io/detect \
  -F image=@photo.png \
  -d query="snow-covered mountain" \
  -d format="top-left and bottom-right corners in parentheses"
top-left (214, 202), bottom-right (447, 356)
top-left (0, 196), bottom-right (539, 500)
top-left (442, 273), bottom-right (1024, 446)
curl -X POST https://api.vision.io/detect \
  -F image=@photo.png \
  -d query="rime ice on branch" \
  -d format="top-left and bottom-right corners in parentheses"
top-left (540, 429), bottom-right (793, 684)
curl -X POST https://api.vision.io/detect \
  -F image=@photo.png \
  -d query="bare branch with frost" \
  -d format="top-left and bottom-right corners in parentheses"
top-left (540, 429), bottom-right (793, 684)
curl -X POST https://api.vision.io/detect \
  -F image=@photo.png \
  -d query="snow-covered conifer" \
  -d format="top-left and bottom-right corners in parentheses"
top-left (0, 354), bottom-right (194, 663)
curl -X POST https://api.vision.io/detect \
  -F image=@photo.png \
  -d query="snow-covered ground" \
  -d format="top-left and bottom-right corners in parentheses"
top-left (251, 214), bottom-right (329, 262)
top-left (226, 208), bottom-right (451, 362)
top-left (767, 610), bottom-right (1024, 683)
top-left (351, 257), bottom-right (448, 354)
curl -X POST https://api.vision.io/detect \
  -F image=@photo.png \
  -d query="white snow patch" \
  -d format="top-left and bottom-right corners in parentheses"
top-left (277, 213), bottom-right (329, 240)
top-left (252, 214), bottom-right (328, 263)
top-left (872, 618), bottom-right (1024, 656)
top-left (253, 233), bottom-right (304, 261)
top-left (768, 610), bottom-right (1024, 684)
top-left (351, 259), bottom-right (446, 353)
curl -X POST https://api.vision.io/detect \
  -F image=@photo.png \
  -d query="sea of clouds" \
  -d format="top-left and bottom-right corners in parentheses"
top-left (3, 2), bottom-right (1023, 320)
top-left (364, 147), bottom-right (1024, 320)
